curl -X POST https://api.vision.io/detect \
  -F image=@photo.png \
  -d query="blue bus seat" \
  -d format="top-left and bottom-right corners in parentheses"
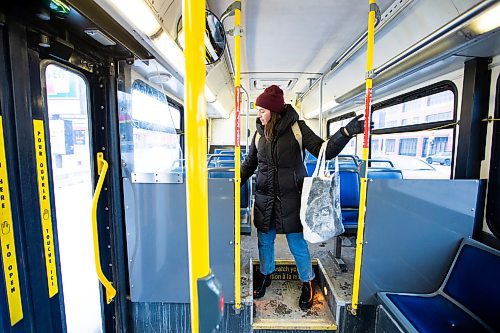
top-left (306, 154), bottom-right (360, 176)
top-left (339, 169), bottom-right (361, 233)
top-left (305, 161), bottom-right (315, 176)
top-left (217, 160), bottom-right (235, 168)
top-left (241, 180), bottom-right (249, 208)
top-left (336, 155), bottom-right (360, 169)
top-left (218, 155), bottom-right (235, 161)
top-left (208, 168), bottom-right (250, 212)
top-left (217, 150), bottom-right (244, 159)
top-left (240, 207), bottom-right (251, 235)
top-left (330, 168), bottom-right (360, 272)
top-left (304, 152), bottom-right (317, 176)
top-left (207, 153), bottom-right (236, 167)
top-left (378, 238), bottom-right (500, 333)
top-left (367, 168), bottom-right (403, 179)
top-left (208, 167), bottom-right (234, 179)
top-left (214, 148), bottom-right (232, 154)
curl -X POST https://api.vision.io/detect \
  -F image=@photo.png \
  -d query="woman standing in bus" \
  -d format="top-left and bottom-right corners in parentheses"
top-left (241, 85), bottom-right (363, 310)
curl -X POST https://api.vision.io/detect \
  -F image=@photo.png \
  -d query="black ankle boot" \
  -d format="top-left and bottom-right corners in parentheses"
top-left (299, 280), bottom-right (315, 310)
top-left (253, 272), bottom-right (272, 299)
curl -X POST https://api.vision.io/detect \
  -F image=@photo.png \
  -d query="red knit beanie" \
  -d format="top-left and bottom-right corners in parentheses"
top-left (256, 85), bottom-right (285, 113)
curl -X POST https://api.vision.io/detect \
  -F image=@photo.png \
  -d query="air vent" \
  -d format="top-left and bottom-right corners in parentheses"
top-left (250, 78), bottom-right (298, 91)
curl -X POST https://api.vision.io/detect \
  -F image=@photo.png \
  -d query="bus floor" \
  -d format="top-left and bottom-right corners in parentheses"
top-left (240, 228), bottom-right (355, 331)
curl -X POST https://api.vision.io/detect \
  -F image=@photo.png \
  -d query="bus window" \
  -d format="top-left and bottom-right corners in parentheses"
top-left (118, 80), bottom-right (182, 174)
top-left (371, 85), bottom-right (456, 179)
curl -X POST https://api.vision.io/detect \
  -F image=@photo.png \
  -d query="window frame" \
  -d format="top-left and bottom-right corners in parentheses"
top-left (486, 73), bottom-right (500, 239)
top-left (370, 81), bottom-right (458, 178)
top-left (326, 111), bottom-right (358, 155)
top-left (371, 81), bottom-right (458, 135)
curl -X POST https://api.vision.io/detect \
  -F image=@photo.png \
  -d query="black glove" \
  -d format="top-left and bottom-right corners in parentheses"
top-left (342, 114), bottom-right (364, 137)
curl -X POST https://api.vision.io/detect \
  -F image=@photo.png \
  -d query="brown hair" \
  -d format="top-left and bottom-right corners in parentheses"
top-left (264, 112), bottom-right (281, 142)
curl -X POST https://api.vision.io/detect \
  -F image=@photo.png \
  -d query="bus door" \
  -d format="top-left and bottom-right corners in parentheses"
top-left (0, 21), bottom-right (37, 333)
top-left (0, 20), bottom-right (73, 333)
top-left (42, 63), bottom-right (103, 333)
top-left (38, 42), bottom-right (128, 333)
top-left (0, 8), bottom-right (130, 332)
top-left (34, 48), bottom-right (128, 333)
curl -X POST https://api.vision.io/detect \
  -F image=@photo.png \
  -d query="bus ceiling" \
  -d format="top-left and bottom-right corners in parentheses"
top-left (5, 0), bottom-right (499, 120)
top-left (0, 0), bottom-right (153, 63)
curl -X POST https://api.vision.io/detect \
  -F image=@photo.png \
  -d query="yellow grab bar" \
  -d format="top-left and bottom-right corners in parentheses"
top-left (184, 0), bottom-right (211, 331)
top-left (92, 152), bottom-right (116, 304)
top-left (233, 0), bottom-right (242, 310)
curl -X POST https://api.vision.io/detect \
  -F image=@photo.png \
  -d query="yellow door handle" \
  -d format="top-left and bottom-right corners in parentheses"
top-left (92, 152), bottom-right (116, 304)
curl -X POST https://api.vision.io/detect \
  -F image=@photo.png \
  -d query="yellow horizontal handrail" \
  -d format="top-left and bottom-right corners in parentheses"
top-left (92, 152), bottom-right (116, 304)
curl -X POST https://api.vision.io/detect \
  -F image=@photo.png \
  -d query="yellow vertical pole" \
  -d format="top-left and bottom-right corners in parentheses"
top-left (351, 0), bottom-right (376, 314)
top-left (183, 0), bottom-right (210, 331)
top-left (234, 0), bottom-right (242, 310)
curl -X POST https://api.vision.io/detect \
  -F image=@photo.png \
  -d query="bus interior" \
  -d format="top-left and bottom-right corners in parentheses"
top-left (0, 0), bottom-right (499, 332)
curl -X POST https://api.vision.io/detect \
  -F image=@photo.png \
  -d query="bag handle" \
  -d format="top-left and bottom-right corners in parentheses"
top-left (334, 154), bottom-right (339, 174)
top-left (313, 141), bottom-right (328, 177)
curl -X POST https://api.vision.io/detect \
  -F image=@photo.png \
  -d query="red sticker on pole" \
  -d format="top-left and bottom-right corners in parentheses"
top-left (363, 87), bottom-right (372, 148)
top-left (235, 86), bottom-right (241, 147)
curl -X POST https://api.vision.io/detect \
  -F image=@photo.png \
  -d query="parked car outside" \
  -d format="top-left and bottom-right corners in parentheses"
top-left (426, 151), bottom-right (452, 166)
top-left (373, 155), bottom-right (448, 179)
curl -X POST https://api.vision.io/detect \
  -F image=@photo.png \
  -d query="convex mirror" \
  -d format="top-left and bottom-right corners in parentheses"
top-left (176, 10), bottom-right (227, 65)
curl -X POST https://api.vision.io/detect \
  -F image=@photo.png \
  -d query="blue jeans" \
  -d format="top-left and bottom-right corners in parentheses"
top-left (257, 228), bottom-right (315, 282)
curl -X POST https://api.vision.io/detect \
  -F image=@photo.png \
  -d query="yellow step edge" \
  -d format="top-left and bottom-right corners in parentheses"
top-left (252, 258), bottom-right (320, 265)
top-left (252, 319), bottom-right (337, 331)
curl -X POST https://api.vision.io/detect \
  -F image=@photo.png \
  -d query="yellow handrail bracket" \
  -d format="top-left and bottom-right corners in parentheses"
top-left (91, 152), bottom-right (116, 304)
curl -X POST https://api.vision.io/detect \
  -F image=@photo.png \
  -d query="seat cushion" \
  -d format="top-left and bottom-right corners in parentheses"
top-left (341, 210), bottom-right (358, 227)
top-left (443, 244), bottom-right (500, 332)
top-left (385, 293), bottom-right (489, 333)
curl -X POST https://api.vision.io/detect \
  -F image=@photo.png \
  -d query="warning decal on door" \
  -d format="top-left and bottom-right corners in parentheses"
top-left (0, 116), bottom-right (24, 325)
top-left (33, 119), bottom-right (59, 298)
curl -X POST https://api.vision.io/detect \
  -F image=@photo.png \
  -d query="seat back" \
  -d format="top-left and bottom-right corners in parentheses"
top-left (208, 168), bottom-right (234, 179)
top-left (339, 169), bottom-right (360, 233)
top-left (368, 168), bottom-right (403, 179)
top-left (339, 169), bottom-right (360, 208)
top-left (217, 160), bottom-right (235, 168)
top-left (442, 239), bottom-right (500, 332)
top-left (208, 167), bottom-right (250, 209)
top-left (241, 181), bottom-right (249, 208)
top-left (304, 152), bottom-right (317, 176)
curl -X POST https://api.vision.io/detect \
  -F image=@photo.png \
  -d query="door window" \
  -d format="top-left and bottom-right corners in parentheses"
top-left (45, 64), bottom-right (103, 333)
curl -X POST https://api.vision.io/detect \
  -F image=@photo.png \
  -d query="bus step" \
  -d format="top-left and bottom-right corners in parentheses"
top-left (252, 279), bottom-right (337, 331)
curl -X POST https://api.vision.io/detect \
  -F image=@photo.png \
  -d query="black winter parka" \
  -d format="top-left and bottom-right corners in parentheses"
top-left (241, 105), bottom-right (351, 234)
